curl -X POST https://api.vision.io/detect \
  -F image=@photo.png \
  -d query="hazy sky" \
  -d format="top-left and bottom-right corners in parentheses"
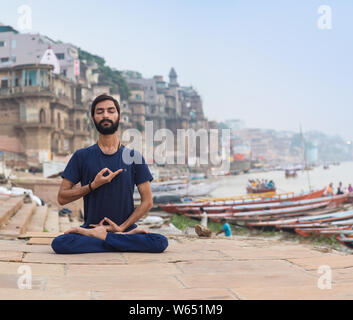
top-left (2, 0), bottom-right (352, 139)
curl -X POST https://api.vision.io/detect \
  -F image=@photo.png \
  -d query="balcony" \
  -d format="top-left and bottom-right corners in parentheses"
top-left (74, 103), bottom-right (89, 112)
top-left (0, 86), bottom-right (54, 99)
top-left (53, 94), bottom-right (73, 108)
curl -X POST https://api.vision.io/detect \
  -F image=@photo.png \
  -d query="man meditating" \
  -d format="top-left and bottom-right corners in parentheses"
top-left (51, 94), bottom-right (168, 254)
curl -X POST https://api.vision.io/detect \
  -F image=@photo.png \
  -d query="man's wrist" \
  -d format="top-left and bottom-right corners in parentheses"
top-left (89, 181), bottom-right (96, 192)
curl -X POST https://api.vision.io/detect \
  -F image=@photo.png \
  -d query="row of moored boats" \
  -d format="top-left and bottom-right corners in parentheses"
top-left (158, 188), bottom-right (353, 249)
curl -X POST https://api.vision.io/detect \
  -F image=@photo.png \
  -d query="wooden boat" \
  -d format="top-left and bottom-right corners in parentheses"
top-left (180, 197), bottom-right (328, 215)
top-left (336, 233), bottom-right (353, 249)
top-left (171, 194), bottom-right (347, 215)
top-left (280, 218), bottom-right (353, 230)
top-left (295, 226), bottom-right (353, 237)
top-left (184, 200), bottom-right (343, 223)
top-left (329, 218), bottom-right (353, 226)
top-left (226, 206), bottom-right (342, 224)
top-left (226, 202), bottom-right (330, 220)
top-left (159, 189), bottom-right (326, 213)
top-left (247, 186), bottom-right (276, 194)
top-left (320, 229), bottom-right (353, 236)
top-left (246, 210), bottom-right (353, 229)
top-left (195, 190), bottom-right (278, 202)
top-left (285, 170), bottom-right (297, 178)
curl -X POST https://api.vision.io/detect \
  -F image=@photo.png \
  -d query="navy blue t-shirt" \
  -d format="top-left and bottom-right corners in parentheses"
top-left (61, 144), bottom-right (153, 228)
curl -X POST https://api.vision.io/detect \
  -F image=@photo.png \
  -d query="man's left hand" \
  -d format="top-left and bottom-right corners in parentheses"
top-left (89, 217), bottom-right (123, 232)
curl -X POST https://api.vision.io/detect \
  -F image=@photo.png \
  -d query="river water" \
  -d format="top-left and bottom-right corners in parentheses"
top-left (208, 161), bottom-right (353, 198)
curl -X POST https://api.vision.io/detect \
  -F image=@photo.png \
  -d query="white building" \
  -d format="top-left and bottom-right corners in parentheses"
top-left (0, 24), bottom-right (80, 82)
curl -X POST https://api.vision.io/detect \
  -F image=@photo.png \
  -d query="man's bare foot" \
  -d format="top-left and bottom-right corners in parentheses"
top-left (114, 228), bottom-right (149, 235)
top-left (125, 228), bottom-right (149, 234)
top-left (64, 226), bottom-right (108, 241)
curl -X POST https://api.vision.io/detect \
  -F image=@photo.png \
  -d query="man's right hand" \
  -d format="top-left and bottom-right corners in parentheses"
top-left (91, 167), bottom-right (122, 190)
top-left (89, 217), bottom-right (124, 233)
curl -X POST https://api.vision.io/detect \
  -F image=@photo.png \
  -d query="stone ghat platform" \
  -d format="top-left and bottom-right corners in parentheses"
top-left (0, 233), bottom-right (353, 300)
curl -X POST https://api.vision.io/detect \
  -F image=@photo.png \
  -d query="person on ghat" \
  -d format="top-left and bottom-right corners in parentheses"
top-left (51, 94), bottom-right (168, 254)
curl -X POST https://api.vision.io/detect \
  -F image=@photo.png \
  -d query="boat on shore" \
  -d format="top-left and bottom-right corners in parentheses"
top-left (245, 210), bottom-right (353, 230)
top-left (178, 195), bottom-right (345, 215)
top-left (159, 189), bottom-right (326, 213)
top-left (295, 226), bottom-right (353, 237)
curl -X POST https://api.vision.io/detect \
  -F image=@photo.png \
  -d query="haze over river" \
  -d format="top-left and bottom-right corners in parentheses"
top-left (209, 162), bottom-right (353, 198)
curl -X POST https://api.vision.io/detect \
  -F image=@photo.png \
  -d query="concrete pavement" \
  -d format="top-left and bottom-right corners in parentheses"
top-left (0, 234), bottom-right (352, 300)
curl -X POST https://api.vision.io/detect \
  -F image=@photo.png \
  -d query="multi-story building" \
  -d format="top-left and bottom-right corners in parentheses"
top-left (0, 63), bottom-right (91, 167)
top-left (0, 24), bottom-right (80, 82)
top-left (0, 23), bottom-right (216, 169)
top-left (123, 68), bottom-right (208, 134)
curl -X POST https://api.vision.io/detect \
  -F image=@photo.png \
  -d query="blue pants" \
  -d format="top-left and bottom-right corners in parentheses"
top-left (51, 231), bottom-right (169, 254)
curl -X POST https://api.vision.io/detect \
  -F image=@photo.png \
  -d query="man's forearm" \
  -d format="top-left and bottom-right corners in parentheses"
top-left (119, 200), bottom-right (153, 231)
top-left (58, 184), bottom-right (91, 205)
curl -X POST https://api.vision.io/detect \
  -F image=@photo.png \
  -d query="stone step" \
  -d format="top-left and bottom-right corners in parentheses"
top-left (18, 231), bottom-right (62, 239)
top-left (44, 209), bottom-right (60, 233)
top-left (59, 215), bottom-right (72, 232)
top-left (27, 237), bottom-right (54, 245)
top-left (0, 202), bottom-right (37, 237)
top-left (26, 205), bottom-right (48, 232)
top-left (0, 196), bottom-right (24, 228)
top-left (70, 219), bottom-right (82, 228)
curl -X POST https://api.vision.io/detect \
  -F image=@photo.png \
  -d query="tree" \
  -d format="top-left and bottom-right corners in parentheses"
top-left (78, 48), bottom-right (130, 100)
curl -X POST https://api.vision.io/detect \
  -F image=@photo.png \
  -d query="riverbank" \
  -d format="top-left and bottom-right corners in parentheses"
top-left (1, 231), bottom-right (353, 300)
top-left (167, 213), bottom-right (353, 254)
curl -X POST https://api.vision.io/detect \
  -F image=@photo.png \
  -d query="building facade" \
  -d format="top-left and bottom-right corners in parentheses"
top-left (0, 62), bottom-right (91, 167)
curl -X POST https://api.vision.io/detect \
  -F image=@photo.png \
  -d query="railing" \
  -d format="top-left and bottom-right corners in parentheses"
top-left (0, 86), bottom-right (53, 97)
top-left (54, 95), bottom-right (72, 107)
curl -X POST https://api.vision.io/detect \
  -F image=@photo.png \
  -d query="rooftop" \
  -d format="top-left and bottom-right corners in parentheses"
top-left (0, 25), bottom-right (19, 34)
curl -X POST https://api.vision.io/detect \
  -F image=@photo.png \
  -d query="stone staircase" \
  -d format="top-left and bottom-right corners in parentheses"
top-left (0, 195), bottom-right (82, 241)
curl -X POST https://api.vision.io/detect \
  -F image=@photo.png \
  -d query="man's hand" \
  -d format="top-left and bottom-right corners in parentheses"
top-left (91, 168), bottom-right (122, 190)
top-left (89, 217), bottom-right (124, 233)
top-left (64, 225), bottom-right (149, 240)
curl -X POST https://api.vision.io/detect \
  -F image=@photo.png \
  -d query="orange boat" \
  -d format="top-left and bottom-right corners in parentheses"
top-left (295, 225), bottom-right (353, 237)
top-left (158, 189), bottom-right (326, 214)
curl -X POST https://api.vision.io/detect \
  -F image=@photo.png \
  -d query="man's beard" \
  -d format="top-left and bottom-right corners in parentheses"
top-left (94, 118), bottom-right (120, 135)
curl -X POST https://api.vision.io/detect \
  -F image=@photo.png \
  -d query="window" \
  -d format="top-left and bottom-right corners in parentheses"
top-left (57, 113), bottom-right (61, 129)
top-left (55, 53), bottom-right (65, 60)
top-left (62, 69), bottom-right (67, 77)
top-left (11, 55), bottom-right (16, 63)
top-left (11, 40), bottom-right (16, 49)
top-left (1, 57), bottom-right (9, 63)
top-left (39, 109), bottom-right (46, 124)
top-left (1, 79), bottom-right (8, 88)
top-left (0, 41), bottom-right (5, 47)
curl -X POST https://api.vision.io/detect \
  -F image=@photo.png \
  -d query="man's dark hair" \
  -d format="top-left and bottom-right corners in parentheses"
top-left (91, 94), bottom-right (120, 117)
